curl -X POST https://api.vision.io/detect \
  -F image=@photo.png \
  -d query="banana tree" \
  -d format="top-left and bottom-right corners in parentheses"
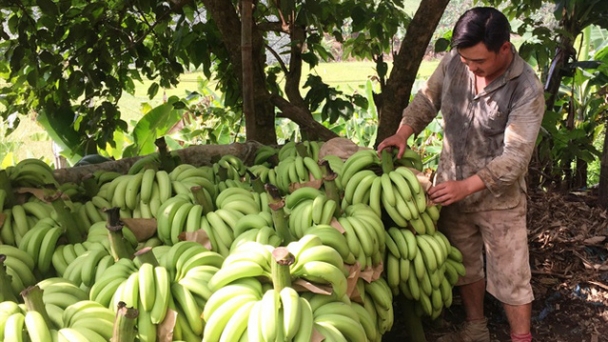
top-left (490, 0), bottom-right (608, 201)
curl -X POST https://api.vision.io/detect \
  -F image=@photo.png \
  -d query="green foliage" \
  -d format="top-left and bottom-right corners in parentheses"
top-left (0, 117), bottom-right (19, 167)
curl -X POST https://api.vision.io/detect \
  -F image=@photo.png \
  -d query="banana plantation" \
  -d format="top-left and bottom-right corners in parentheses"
top-left (0, 0), bottom-right (607, 341)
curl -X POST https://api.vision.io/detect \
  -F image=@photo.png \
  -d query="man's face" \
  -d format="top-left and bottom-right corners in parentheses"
top-left (457, 41), bottom-right (512, 81)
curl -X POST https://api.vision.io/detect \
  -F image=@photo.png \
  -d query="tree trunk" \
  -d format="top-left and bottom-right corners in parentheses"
top-left (271, 95), bottom-right (340, 141)
top-left (374, 0), bottom-right (450, 147)
top-left (598, 128), bottom-right (608, 209)
top-left (241, 0), bottom-right (255, 141)
top-left (52, 142), bottom-right (264, 184)
top-left (202, 0), bottom-right (277, 145)
top-left (574, 158), bottom-right (587, 190)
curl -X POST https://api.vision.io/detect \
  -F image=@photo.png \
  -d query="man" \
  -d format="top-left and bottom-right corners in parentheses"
top-left (377, 7), bottom-right (544, 342)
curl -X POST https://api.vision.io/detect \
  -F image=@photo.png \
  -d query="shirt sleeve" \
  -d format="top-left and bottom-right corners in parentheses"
top-left (476, 81), bottom-right (545, 195)
top-left (399, 52), bottom-right (454, 134)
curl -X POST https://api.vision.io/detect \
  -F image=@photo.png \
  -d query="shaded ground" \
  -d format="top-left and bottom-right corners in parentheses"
top-left (384, 189), bottom-right (608, 341)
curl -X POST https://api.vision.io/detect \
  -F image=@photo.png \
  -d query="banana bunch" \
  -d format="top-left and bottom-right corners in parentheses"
top-left (158, 240), bottom-right (223, 282)
top-left (0, 304), bottom-right (56, 342)
top-left (61, 300), bottom-right (115, 341)
top-left (92, 169), bottom-right (122, 189)
top-left (16, 218), bottom-right (63, 275)
top-left (1, 200), bottom-right (55, 247)
top-left (213, 154), bottom-right (248, 182)
top-left (170, 164), bottom-right (216, 200)
top-left (84, 221), bottom-right (137, 248)
top-left (230, 223), bottom-right (283, 252)
top-left (62, 246), bottom-right (113, 290)
top-left (98, 167), bottom-right (195, 219)
top-left (51, 222), bottom-right (137, 279)
top-left (363, 277), bottom-right (395, 334)
top-left (88, 258), bottom-right (137, 308)
top-left (166, 246), bottom-right (223, 341)
top-left (37, 277), bottom-right (89, 327)
top-left (127, 153), bottom-right (161, 175)
top-left (231, 225), bottom-right (282, 251)
top-left (254, 145), bottom-right (279, 166)
top-left (352, 299), bottom-right (382, 342)
top-left (0, 246), bottom-right (37, 299)
top-left (381, 166), bottom-right (433, 230)
top-left (286, 235), bottom-right (349, 299)
top-left (155, 194), bottom-right (198, 246)
top-left (339, 203), bottom-right (386, 271)
top-left (248, 164), bottom-right (278, 187)
top-left (106, 172), bottom-right (145, 211)
top-left (207, 241), bottom-right (273, 292)
top-left (274, 155), bottom-right (324, 194)
top-left (338, 149), bottom-right (381, 190)
top-left (5, 158), bottom-right (58, 188)
top-left (393, 148), bottom-right (425, 172)
top-left (86, 242), bottom-right (224, 341)
top-left (319, 154), bottom-right (345, 189)
top-left (198, 186), bottom-right (267, 255)
top-left (384, 226), bottom-right (466, 319)
top-left (0, 301), bottom-right (26, 341)
top-left (231, 211), bottom-right (275, 238)
top-left (284, 187), bottom-right (338, 236)
top-left (81, 197), bottom-right (110, 223)
top-left (277, 140), bottom-right (324, 162)
top-left (246, 286), bottom-right (318, 342)
top-left (215, 186), bottom-right (261, 216)
top-left (304, 292), bottom-right (369, 342)
top-left (202, 278), bottom-right (264, 341)
top-left (57, 182), bottom-right (86, 201)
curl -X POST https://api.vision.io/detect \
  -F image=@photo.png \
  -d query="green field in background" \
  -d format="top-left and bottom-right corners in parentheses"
top-left (4, 59), bottom-right (440, 165)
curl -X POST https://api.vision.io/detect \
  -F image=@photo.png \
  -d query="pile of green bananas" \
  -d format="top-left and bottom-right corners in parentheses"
top-left (0, 199), bottom-right (50, 248)
top-left (0, 141), bottom-right (471, 341)
top-left (0, 278), bottom-right (113, 341)
top-left (3, 158), bottom-right (58, 188)
top-left (385, 226), bottom-right (466, 319)
top-left (249, 141), bottom-right (325, 194)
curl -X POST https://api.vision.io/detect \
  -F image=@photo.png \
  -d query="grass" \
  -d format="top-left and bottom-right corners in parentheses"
top-left (2, 59), bottom-right (439, 166)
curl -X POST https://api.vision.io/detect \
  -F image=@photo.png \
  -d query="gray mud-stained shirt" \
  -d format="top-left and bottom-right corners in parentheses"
top-left (400, 47), bottom-right (545, 212)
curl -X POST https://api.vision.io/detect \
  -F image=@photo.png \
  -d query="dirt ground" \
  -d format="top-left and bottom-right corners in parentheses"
top-left (383, 189), bottom-right (608, 342)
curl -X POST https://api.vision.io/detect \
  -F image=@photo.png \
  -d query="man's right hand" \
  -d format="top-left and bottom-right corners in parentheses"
top-left (376, 124), bottom-right (415, 159)
top-left (376, 134), bottom-right (408, 159)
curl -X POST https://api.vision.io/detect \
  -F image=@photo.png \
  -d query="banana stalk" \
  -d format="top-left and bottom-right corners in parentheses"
top-left (380, 149), bottom-right (395, 174)
top-left (81, 174), bottom-right (99, 199)
top-left (134, 247), bottom-right (159, 267)
top-left (0, 170), bottom-right (17, 209)
top-left (105, 208), bottom-right (135, 260)
top-left (48, 193), bottom-right (82, 244)
top-left (113, 302), bottom-right (138, 342)
top-left (270, 247), bottom-right (295, 292)
top-left (319, 161), bottom-right (341, 212)
top-left (0, 256), bottom-right (19, 302)
top-left (269, 247), bottom-right (294, 342)
top-left (192, 186), bottom-right (214, 214)
top-left (400, 297), bottom-right (427, 341)
top-left (21, 285), bottom-right (54, 329)
top-left (295, 142), bottom-right (309, 158)
top-left (156, 137), bottom-right (179, 173)
top-left (265, 184), bottom-right (294, 243)
top-left (250, 173), bottom-right (266, 194)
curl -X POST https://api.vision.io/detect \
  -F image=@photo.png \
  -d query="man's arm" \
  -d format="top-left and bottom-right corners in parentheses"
top-left (428, 174), bottom-right (486, 206)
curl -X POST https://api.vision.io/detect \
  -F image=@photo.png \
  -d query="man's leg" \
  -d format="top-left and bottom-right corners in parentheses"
top-left (459, 279), bottom-right (486, 321)
top-left (437, 279), bottom-right (490, 342)
top-left (504, 302), bottom-right (532, 340)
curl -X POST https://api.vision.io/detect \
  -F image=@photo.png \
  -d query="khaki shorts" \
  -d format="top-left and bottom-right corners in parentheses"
top-left (437, 195), bottom-right (534, 305)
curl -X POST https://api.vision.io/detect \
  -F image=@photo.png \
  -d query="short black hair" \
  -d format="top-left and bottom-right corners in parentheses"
top-left (451, 7), bottom-right (511, 53)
